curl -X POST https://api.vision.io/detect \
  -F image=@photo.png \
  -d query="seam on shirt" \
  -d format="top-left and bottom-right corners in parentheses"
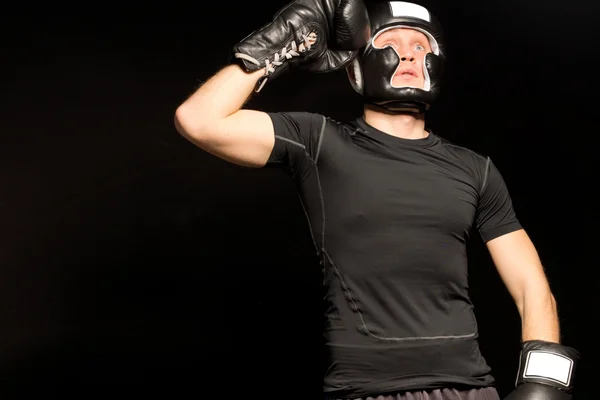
top-left (481, 156), bottom-right (491, 194)
top-left (315, 116), bottom-right (327, 163)
top-left (316, 161), bottom-right (325, 250)
top-left (275, 135), bottom-right (306, 150)
top-left (295, 150), bottom-right (326, 253)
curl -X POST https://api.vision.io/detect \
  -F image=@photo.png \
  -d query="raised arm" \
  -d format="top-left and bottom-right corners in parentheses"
top-left (174, 65), bottom-right (274, 168)
top-left (174, 0), bottom-right (370, 168)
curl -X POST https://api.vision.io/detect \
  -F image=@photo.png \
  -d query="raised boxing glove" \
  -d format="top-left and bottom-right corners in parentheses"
top-left (232, 0), bottom-right (371, 92)
top-left (504, 340), bottom-right (580, 399)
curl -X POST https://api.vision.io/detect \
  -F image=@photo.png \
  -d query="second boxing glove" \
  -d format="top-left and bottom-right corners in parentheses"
top-left (504, 340), bottom-right (579, 399)
top-left (232, 0), bottom-right (370, 92)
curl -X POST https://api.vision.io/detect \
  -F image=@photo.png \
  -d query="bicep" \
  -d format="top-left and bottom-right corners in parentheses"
top-left (179, 109), bottom-right (276, 168)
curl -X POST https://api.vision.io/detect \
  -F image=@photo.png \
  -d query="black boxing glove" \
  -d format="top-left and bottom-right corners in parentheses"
top-left (232, 0), bottom-right (371, 92)
top-left (504, 340), bottom-right (580, 399)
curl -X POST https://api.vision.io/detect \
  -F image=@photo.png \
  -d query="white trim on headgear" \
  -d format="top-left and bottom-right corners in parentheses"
top-left (347, 58), bottom-right (364, 94)
top-left (372, 25), bottom-right (439, 56)
top-left (389, 1), bottom-right (431, 22)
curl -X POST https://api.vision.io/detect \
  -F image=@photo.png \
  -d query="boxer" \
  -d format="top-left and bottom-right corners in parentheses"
top-left (174, 1), bottom-right (580, 399)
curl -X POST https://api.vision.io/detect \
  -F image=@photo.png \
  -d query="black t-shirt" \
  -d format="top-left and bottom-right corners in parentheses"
top-left (265, 111), bottom-right (522, 398)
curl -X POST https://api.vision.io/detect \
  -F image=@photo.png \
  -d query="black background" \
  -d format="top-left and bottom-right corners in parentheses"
top-left (2, 0), bottom-right (598, 398)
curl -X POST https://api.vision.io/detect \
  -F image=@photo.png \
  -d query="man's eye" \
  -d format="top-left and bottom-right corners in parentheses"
top-left (414, 44), bottom-right (425, 51)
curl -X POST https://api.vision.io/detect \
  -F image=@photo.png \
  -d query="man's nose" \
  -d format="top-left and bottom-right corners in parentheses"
top-left (398, 48), bottom-right (415, 62)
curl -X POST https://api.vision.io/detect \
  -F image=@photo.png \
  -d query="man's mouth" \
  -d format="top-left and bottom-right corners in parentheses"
top-left (395, 68), bottom-right (418, 79)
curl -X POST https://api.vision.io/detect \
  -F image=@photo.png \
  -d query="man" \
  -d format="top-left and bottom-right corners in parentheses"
top-left (174, 1), bottom-right (580, 399)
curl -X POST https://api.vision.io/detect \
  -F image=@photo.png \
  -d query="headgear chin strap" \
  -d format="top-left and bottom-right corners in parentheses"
top-left (346, 1), bottom-right (446, 114)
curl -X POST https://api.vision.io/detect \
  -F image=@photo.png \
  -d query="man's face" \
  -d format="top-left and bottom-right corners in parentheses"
top-left (372, 27), bottom-right (432, 89)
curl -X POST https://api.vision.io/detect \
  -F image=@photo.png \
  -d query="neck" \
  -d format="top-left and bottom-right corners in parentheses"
top-left (363, 104), bottom-right (428, 140)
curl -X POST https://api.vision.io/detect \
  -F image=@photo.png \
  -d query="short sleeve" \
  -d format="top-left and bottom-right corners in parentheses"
top-left (476, 158), bottom-right (522, 242)
top-left (265, 112), bottom-right (326, 169)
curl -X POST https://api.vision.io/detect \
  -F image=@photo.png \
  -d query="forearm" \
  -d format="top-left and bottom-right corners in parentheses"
top-left (175, 64), bottom-right (265, 134)
top-left (519, 285), bottom-right (560, 343)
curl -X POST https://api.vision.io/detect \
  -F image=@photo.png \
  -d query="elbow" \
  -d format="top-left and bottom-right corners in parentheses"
top-left (174, 105), bottom-right (207, 142)
top-left (517, 283), bottom-right (557, 316)
top-left (174, 105), bottom-right (194, 137)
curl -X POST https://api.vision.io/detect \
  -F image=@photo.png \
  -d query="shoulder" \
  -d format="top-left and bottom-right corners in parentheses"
top-left (267, 111), bottom-right (327, 130)
top-left (432, 134), bottom-right (494, 190)
top-left (435, 135), bottom-right (490, 165)
top-left (266, 112), bottom-right (359, 163)
top-left (323, 115), bottom-right (365, 138)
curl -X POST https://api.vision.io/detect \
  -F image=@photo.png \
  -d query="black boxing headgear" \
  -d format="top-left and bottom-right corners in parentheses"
top-left (346, 1), bottom-right (446, 113)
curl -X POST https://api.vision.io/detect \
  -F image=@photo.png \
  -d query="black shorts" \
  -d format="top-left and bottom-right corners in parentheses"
top-left (331, 387), bottom-right (500, 400)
